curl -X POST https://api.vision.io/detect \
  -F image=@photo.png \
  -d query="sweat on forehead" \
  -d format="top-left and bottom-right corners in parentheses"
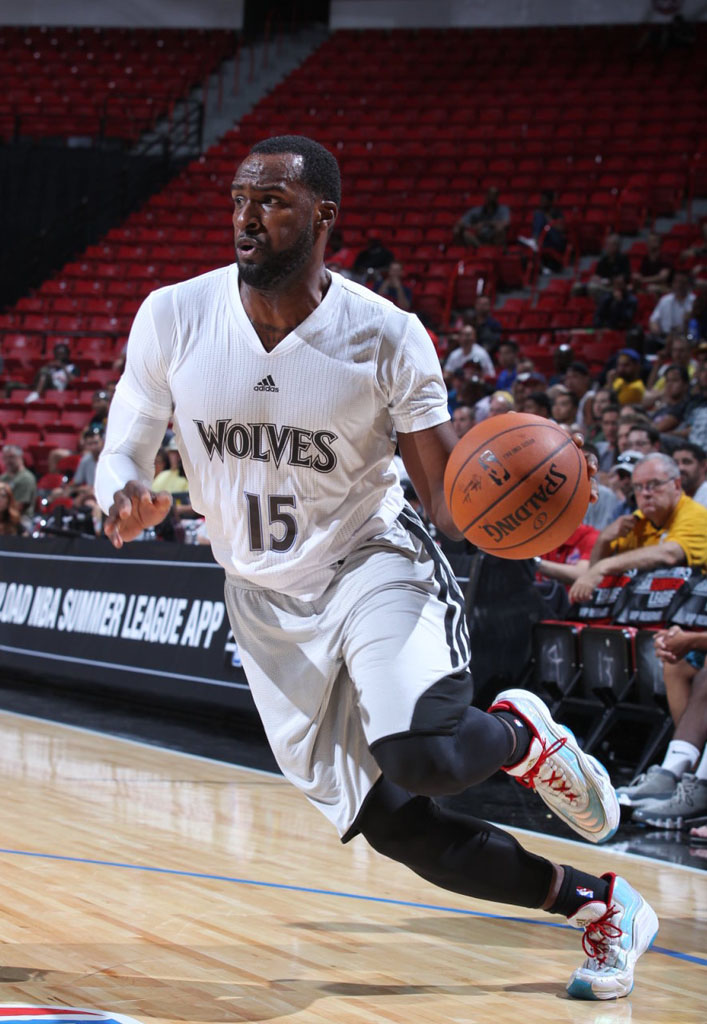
top-left (237, 151), bottom-right (304, 178)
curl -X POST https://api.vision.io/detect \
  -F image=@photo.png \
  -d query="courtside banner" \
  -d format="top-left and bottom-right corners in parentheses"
top-left (0, 536), bottom-right (253, 710)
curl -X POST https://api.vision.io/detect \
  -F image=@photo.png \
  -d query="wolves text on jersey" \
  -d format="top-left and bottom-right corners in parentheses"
top-left (194, 419), bottom-right (339, 473)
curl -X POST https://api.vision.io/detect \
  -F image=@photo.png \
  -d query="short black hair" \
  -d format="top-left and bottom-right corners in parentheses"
top-left (663, 363), bottom-right (690, 384)
top-left (673, 440), bottom-right (706, 462)
top-left (628, 423), bottom-right (660, 445)
top-left (567, 360), bottom-right (590, 376)
top-left (249, 135), bottom-right (342, 206)
top-left (526, 391), bottom-right (552, 415)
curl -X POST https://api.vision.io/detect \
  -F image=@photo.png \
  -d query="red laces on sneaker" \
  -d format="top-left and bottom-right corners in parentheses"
top-left (514, 736), bottom-right (578, 802)
top-left (581, 904), bottom-right (622, 965)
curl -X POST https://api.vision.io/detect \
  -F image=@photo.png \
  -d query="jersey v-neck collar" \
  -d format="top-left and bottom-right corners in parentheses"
top-left (227, 264), bottom-right (341, 357)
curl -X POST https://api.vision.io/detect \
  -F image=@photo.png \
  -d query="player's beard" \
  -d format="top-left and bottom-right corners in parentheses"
top-left (236, 220), bottom-right (315, 290)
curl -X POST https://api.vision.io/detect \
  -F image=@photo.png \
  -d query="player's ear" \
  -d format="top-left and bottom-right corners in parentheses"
top-left (316, 200), bottom-right (338, 236)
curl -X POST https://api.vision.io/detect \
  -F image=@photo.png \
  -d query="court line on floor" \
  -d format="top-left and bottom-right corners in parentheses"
top-left (0, 845), bottom-right (702, 967)
top-left (0, 707), bottom-right (704, 875)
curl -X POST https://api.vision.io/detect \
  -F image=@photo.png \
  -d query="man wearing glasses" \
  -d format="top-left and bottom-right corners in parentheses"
top-left (569, 452), bottom-right (707, 604)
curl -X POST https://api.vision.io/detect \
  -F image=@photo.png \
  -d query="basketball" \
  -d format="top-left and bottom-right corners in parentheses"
top-left (444, 412), bottom-right (590, 559)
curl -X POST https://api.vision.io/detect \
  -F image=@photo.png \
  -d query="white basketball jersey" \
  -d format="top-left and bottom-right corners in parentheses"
top-left (114, 266), bottom-right (449, 599)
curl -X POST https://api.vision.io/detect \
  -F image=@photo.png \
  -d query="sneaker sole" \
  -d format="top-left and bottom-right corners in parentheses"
top-left (567, 898), bottom-right (659, 1000)
top-left (496, 689), bottom-right (620, 844)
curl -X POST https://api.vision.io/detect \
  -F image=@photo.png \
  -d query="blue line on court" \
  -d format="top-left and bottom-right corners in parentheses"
top-left (0, 846), bottom-right (703, 967)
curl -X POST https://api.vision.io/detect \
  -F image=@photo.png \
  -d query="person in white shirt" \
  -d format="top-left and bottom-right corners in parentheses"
top-left (95, 135), bottom-right (653, 1001)
top-left (649, 271), bottom-right (695, 337)
top-left (673, 441), bottom-right (707, 507)
top-left (444, 323), bottom-right (494, 378)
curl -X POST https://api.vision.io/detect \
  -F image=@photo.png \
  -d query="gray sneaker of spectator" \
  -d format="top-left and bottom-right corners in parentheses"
top-left (632, 774), bottom-right (707, 830)
top-left (616, 766), bottom-right (678, 807)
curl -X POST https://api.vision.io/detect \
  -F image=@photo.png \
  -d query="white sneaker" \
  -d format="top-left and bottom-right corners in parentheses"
top-left (489, 688), bottom-right (620, 844)
top-left (567, 873), bottom-right (658, 1000)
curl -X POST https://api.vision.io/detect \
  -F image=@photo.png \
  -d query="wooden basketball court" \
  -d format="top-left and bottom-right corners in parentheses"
top-left (0, 709), bottom-right (703, 1024)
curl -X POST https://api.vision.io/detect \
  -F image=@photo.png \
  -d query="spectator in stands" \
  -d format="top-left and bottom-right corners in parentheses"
top-left (525, 189), bottom-right (567, 272)
top-left (594, 275), bottom-right (637, 330)
top-left (688, 290), bottom-right (707, 340)
top-left (472, 384), bottom-right (509, 424)
top-left (352, 236), bottom-right (394, 281)
top-left (563, 361), bottom-right (595, 432)
top-left (154, 447), bottom-right (168, 478)
top-left (512, 371), bottom-right (547, 410)
top-left (645, 332), bottom-right (697, 396)
top-left (582, 234), bottom-right (631, 304)
top-left (617, 414), bottom-right (642, 453)
top-left (522, 391), bottom-right (552, 418)
top-left (444, 323), bottom-right (494, 379)
top-left (607, 449), bottom-right (643, 516)
top-left (0, 483), bottom-right (25, 536)
top-left (535, 523), bottom-right (600, 586)
top-left (632, 231), bottom-right (672, 295)
top-left (452, 187), bottom-right (510, 248)
top-left (472, 295), bottom-right (502, 351)
top-left (646, 364), bottom-right (691, 434)
top-left (0, 444), bottom-right (36, 517)
top-left (153, 438), bottom-right (190, 495)
top-left (569, 452), bottom-right (707, 603)
top-left (610, 348), bottom-right (646, 406)
top-left (672, 441), bottom-right (707, 506)
top-left (626, 423), bottom-right (662, 455)
top-left (69, 425), bottom-right (104, 497)
top-left (582, 442), bottom-right (624, 530)
top-left (546, 343), bottom-right (573, 386)
top-left (448, 401), bottom-right (471, 438)
top-left (584, 387), bottom-right (616, 444)
top-left (596, 406), bottom-right (620, 472)
top-left (88, 389), bottom-right (111, 432)
top-left (25, 342), bottom-right (78, 404)
top-left (617, 629), bottom-right (707, 827)
top-left (325, 227), bottom-right (356, 276)
top-left (487, 390), bottom-right (515, 418)
top-left (494, 339), bottom-right (519, 390)
top-left (551, 388), bottom-right (580, 430)
top-left (452, 405), bottom-right (475, 439)
top-left (648, 271), bottom-right (695, 338)
top-left (373, 260), bottom-right (413, 311)
top-left (678, 358), bottom-right (707, 447)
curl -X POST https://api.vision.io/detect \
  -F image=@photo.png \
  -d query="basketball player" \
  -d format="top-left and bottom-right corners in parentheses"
top-left (95, 136), bottom-right (657, 1001)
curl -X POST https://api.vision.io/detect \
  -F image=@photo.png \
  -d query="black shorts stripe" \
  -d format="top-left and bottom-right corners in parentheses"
top-left (398, 506), bottom-right (470, 669)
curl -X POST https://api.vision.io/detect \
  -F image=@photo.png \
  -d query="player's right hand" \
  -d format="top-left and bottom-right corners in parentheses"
top-left (104, 480), bottom-right (172, 549)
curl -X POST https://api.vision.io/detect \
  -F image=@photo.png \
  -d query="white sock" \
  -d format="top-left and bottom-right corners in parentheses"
top-left (694, 747), bottom-right (707, 782)
top-left (661, 740), bottom-right (700, 777)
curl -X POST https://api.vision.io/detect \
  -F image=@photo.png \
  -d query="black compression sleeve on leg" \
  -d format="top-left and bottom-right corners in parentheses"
top-left (358, 776), bottom-right (555, 910)
top-left (372, 705), bottom-right (516, 796)
top-left (492, 710), bottom-right (532, 766)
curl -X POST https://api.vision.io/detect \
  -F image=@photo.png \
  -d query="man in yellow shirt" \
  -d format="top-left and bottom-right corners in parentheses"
top-left (611, 348), bottom-right (646, 406)
top-left (569, 452), bottom-right (707, 603)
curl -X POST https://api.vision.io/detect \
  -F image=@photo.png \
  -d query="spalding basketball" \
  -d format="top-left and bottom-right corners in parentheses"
top-left (444, 412), bottom-right (590, 559)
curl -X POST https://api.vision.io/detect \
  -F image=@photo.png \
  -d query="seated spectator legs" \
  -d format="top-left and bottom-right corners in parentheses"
top-left (617, 628), bottom-right (707, 828)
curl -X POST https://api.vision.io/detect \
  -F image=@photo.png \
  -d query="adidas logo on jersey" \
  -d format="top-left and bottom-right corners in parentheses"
top-left (254, 374), bottom-right (279, 392)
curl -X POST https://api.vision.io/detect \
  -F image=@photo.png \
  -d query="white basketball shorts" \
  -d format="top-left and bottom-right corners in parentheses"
top-left (223, 506), bottom-right (472, 838)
